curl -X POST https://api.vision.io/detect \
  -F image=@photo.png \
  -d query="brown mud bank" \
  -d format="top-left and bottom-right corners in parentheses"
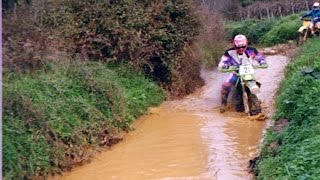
top-left (51, 52), bottom-right (291, 180)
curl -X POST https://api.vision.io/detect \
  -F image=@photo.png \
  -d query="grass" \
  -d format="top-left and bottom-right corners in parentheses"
top-left (256, 38), bottom-right (320, 179)
top-left (2, 61), bottom-right (165, 179)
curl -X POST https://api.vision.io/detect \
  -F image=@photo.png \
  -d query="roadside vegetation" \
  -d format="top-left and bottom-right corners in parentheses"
top-left (226, 13), bottom-right (303, 46)
top-left (3, 0), bottom-right (205, 97)
top-left (3, 62), bottom-right (165, 179)
top-left (201, 0), bottom-right (313, 21)
top-left (3, 0), bottom-right (318, 179)
top-left (255, 38), bottom-right (320, 179)
top-left (2, 0), bottom-right (226, 179)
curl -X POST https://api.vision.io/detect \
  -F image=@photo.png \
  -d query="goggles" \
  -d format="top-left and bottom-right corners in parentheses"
top-left (235, 46), bottom-right (247, 49)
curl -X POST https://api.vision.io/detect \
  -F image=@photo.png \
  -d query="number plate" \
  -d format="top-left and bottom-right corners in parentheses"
top-left (239, 65), bottom-right (254, 75)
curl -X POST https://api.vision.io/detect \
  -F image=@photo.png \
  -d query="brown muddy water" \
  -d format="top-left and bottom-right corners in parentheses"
top-left (53, 55), bottom-right (289, 180)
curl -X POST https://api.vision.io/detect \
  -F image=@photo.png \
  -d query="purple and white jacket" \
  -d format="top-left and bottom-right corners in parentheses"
top-left (218, 47), bottom-right (266, 69)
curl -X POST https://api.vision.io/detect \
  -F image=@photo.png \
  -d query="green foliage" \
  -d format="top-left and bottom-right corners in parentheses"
top-left (3, 62), bottom-right (164, 179)
top-left (260, 14), bottom-right (301, 46)
top-left (257, 38), bottom-right (320, 179)
top-left (43, 0), bottom-right (202, 95)
top-left (225, 19), bottom-right (275, 44)
top-left (226, 14), bottom-right (302, 46)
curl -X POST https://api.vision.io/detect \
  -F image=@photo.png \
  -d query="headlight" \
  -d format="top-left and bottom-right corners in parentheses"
top-left (244, 74), bottom-right (253, 80)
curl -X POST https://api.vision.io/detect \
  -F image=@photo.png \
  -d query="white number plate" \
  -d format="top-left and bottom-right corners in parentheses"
top-left (239, 65), bottom-right (254, 75)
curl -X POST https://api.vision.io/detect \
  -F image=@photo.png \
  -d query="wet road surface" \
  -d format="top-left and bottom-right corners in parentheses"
top-left (53, 55), bottom-right (289, 180)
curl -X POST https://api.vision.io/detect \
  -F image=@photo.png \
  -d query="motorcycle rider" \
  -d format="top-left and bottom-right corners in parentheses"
top-left (218, 34), bottom-right (267, 113)
top-left (300, 2), bottom-right (320, 35)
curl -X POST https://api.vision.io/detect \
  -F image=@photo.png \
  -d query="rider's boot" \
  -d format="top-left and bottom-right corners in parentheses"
top-left (220, 94), bottom-right (228, 113)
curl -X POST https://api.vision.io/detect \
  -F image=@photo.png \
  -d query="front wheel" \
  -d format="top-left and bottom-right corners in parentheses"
top-left (297, 29), bottom-right (312, 46)
top-left (248, 94), bottom-right (261, 115)
top-left (297, 30), bottom-right (306, 46)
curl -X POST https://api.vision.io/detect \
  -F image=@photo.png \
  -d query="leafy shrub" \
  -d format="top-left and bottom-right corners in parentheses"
top-left (225, 20), bottom-right (257, 41)
top-left (225, 19), bottom-right (275, 44)
top-left (257, 38), bottom-right (320, 179)
top-left (226, 14), bottom-right (304, 46)
top-left (2, 0), bottom-right (70, 73)
top-left (43, 0), bottom-right (203, 96)
top-left (2, 18), bottom-right (50, 73)
top-left (3, 62), bottom-right (164, 179)
top-left (260, 14), bottom-right (301, 45)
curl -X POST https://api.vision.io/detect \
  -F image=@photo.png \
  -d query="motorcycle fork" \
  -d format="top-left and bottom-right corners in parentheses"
top-left (241, 81), bottom-right (250, 115)
top-left (303, 28), bottom-right (310, 42)
top-left (236, 78), bottom-right (250, 115)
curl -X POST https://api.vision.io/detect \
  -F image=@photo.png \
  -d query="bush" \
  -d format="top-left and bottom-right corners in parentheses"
top-left (3, 0), bottom-right (205, 97)
top-left (42, 0), bottom-right (203, 97)
top-left (3, 62), bottom-right (164, 179)
top-left (225, 19), bottom-right (275, 44)
top-left (226, 14), bottom-right (304, 46)
top-left (257, 38), bottom-right (320, 179)
top-left (260, 14), bottom-right (301, 46)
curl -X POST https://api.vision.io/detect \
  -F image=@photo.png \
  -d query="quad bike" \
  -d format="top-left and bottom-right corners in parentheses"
top-left (297, 18), bottom-right (320, 45)
top-left (221, 57), bottom-right (268, 116)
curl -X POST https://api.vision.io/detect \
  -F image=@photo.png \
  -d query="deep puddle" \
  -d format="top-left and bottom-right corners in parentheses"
top-left (53, 55), bottom-right (289, 180)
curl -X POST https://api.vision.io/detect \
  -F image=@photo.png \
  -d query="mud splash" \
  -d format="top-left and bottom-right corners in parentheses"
top-left (53, 55), bottom-right (289, 180)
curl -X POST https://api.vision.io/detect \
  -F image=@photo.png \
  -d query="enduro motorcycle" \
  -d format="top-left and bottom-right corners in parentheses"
top-left (221, 57), bottom-right (268, 116)
top-left (297, 18), bottom-right (320, 45)
top-left (313, 19), bottom-right (320, 36)
top-left (297, 18), bottom-right (313, 45)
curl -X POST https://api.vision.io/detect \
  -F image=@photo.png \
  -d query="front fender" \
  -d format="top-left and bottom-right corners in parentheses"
top-left (298, 26), bottom-right (307, 32)
top-left (245, 80), bottom-right (260, 94)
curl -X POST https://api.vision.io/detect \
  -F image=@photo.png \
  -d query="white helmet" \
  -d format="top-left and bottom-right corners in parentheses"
top-left (313, 2), bottom-right (320, 9)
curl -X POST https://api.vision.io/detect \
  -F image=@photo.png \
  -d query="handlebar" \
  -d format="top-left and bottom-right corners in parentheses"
top-left (300, 18), bottom-right (313, 21)
top-left (220, 64), bottom-right (268, 72)
top-left (220, 66), bottom-right (238, 72)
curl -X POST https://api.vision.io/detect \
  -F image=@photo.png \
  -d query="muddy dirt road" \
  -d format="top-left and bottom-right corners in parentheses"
top-left (55, 55), bottom-right (289, 180)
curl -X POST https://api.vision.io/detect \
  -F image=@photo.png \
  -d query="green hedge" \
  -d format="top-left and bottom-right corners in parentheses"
top-left (257, 38), bottom-right (320, 179)
top-left (3, 62), bottom-right (164, 179)
top-left (260, 14), bottom-right (301, 46)
top-left (43, 0), bottom-right (202, 94)
top-left (226, 14), bottom-right (303, 46)
top-left (226, 19), bottom-right (275, 44)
